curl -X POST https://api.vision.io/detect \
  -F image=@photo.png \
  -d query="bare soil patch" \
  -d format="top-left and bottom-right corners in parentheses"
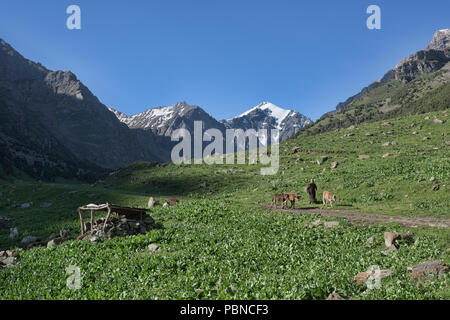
top-left (255, 204), bottom-right (450, 228)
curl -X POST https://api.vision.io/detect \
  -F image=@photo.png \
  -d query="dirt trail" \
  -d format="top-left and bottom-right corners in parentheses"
top-left (255, 204), bottom-right (450, 228)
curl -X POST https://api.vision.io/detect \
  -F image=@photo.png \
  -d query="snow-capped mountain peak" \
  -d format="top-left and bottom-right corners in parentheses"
top-left (109, 102), bottom-right (225, 137)
top-left (110, 101), bottom-right (312, 142)
top-left (222, 102), bottom-right (312, 141)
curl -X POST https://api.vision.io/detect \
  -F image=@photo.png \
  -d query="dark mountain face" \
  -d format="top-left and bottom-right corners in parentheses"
top-left (0, 38), bottom-right (167, 179)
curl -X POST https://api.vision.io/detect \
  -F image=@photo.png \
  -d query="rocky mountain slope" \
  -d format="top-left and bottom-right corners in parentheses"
top-left (309, 29), bottom-right (450, 135)
top-left (109, 102), bottom-right (226, 137)
top-left (0, 38), bottom-right (167, 179)
top-left (112, 101), bottom-right (312, 143)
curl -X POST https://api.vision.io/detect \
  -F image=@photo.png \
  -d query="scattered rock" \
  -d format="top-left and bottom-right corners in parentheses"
top-left (354, 269), bottom-right (394, 285)
top-left (331, 162), bottom-right (339, 169)
top-left (382, 153), bottom-right (391, 158)
top-left (383, 122), bottom-right (393, 127)
top-left (358, 155), bottom-right (370, 160)
top-left (9, 227), bottom-right (18, 239)
top-left (21, 236), bottom-right (41, 246)
top-left (412, 131), bottom-right (418, 135)
top-left (47, 238), bottom-right (65, 248)
top-left (148, 197), bottom-right (160, 208)
top-left (424, 116), bottom-right (430, 120)
top-left (79, 214), bottom-right (157, 241)
top-left (20, 202), bottom-right (33, 209)
top-left (324, 221), bottom-right (340, 228)
top-left (60, 229), bottom-right (69, 238)
top-left (422, 137), bottom-right (430, 141)
top-left (148, 243), bottom-right (160, 253)
top-left (326, 293), bottom-right (351, 300)
top-left (381, 245), bottom-right (398, 256)
top-left (0, 251), bottom-right (17, 268)
top-left (291, 147), bottom-right (301, 154)
top-left (163, 202), bottom-right (169, 208)
top-left (432, 184), bottom-right (440, 191)
top-left (384, 232), bottom-right (400, 248)
top-left (347, 125), bottom-right (356, 130)
top-left (194, 289), bottom-right (204, 293)
top-left (409, 260), bottom-right (449, 282)
top-left (199, 182), bottom-right (207, 188)
top-left (432, 118), bottom-right (444, 124)
top-left (89, 235), bottom-right (102, 243)
top-left (39, 202), bottom-right (52, 208)
top-left (310, 219), bottom-right (322, 227)
top-left (366, 237), bottom-right (374, 244)
top-left (382, 141), bottom-right (397, 147)
top-left (429, 176), bottom-right (435, 182)
top-left (365, 132), bottom-right (373, 136)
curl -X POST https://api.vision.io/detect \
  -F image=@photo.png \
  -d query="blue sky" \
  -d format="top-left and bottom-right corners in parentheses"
top-left (0, 0), bottom-right (448, 121)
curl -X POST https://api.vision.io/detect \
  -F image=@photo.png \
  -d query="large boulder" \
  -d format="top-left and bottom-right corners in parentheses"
top-left (409, 260), bottom-right (449, 282)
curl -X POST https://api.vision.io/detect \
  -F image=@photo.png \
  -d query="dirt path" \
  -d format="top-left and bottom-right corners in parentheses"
top-left (255, 204), bottom-right (450, 228)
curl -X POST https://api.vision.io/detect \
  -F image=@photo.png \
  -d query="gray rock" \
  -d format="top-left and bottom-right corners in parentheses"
top-left (9, 227), bottom-right (18, 239)
top-left (326, 293), bottom-right (351, 300)
top-left (148, 243), bottom-right (160, 252)
top-left (47, 238), bottom-right (64, 248)
top-left (324, 221), bottom-right (339, 228)
top-left (59, 229), bottom-right (69, 238)
top-left (409, 260), bottom-right (449, 282)
top-left (427, 29), bottom-right (450, 51)
top-left (20, 202), bottom-right (33, 209)
top-left (381, 244), bottom-right (398, 256)
top-left (40, 202), bottom-right (52, 208)
top-left (0, 256), bottom-right (16, 268)
top-left (21, 236), bottom-right (40, 245)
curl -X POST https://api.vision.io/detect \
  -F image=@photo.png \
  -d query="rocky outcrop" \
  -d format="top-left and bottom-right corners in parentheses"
top-left (409, 260), bottom-right (449, 282)
top-left (394, 49), bottom-right (449, 83)
top-left (427, 29), bottom-right (450, 52)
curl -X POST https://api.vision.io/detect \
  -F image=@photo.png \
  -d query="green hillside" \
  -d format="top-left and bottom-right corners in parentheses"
top-left (306, 63), bottom-right (450, 135)
top-left (0, 110), bottom-right (449, 299)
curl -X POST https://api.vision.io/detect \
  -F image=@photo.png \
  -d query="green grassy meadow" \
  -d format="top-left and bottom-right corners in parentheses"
top-left (0, 110), bottom-right (449, 299)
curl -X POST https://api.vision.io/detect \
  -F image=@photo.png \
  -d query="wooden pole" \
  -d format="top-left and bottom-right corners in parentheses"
top-left (78, 208), bottom-right (85, 235)
top-left (103, 207), bottom-right (111, 231)
top-left (90, 209), bottom-right (94, 232)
